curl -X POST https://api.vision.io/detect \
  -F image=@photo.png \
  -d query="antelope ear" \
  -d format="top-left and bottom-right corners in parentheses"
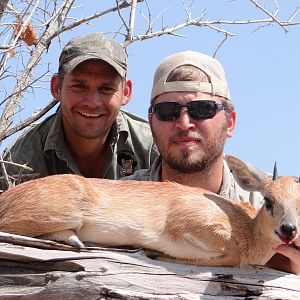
top-left (225, 155), bottom-right (270, 192)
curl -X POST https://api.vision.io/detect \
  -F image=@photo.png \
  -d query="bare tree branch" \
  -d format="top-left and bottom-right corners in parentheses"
top-left (0, 99), bottom-right (58, 142)
top-left (123, 17), bottom-right (238, 47)
top-left (0, 0), bottom-right (74, 139)
top-left (126, 0), bottom-right (137, 42)
top-left (53, 0), bottom-right (143, 38)
top-left (213, 33), bottom-right (229, 58)
top-left (250, 0), bottom-right (288, 33)
top-left (115, 0), bottom-right (130, 32)
top-left (0, 153), bottom-right (11, 188)
top-left (0, 159), bottom-right (33, 171)
top-left (288, 6), bottom-right (300, 22)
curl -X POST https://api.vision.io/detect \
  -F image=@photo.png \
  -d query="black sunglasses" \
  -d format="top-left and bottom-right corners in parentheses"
top-left (148, 100), bottom-right (226, 121)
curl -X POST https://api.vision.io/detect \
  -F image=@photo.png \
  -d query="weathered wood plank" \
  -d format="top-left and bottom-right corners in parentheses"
top-left (0, 240), bottom-right (299, 299)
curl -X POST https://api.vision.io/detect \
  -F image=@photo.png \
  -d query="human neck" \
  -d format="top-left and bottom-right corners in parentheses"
top-left (161, 157), bottom-right (224, 194)
top-left (65, 133), bottom-right (109, 178)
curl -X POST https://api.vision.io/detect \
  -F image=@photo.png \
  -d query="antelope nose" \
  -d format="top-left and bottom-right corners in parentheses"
top-left (281, 223), bottom-right (297, 237)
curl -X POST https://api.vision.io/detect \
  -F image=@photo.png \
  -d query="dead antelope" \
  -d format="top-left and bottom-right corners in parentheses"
top-left (0, 155), bottom-right (298, 267)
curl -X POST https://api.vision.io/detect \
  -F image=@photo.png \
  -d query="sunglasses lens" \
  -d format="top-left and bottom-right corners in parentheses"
top-left (151, 100), bottom-right (221, 121)
top-left (154, 102), bottom-right (180, 121)
top-left (188, 101), bottom-right (216, 119)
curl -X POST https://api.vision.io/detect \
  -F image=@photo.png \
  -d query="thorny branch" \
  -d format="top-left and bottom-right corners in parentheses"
top-left (0, 0), bottom-right (74, 137)
top-left (213, 33), bottom-right (229, 58)
top-left (250, 0), bottom-right (288, 33)
top-left (0, 99), bottom-right (59, 142)
top-left (0, 154), bottom-right (34, 190)
top-left (55, 0), bottom-right (141, 38)
top-left (115, 0), bottom-right (129, 32)
top-left (0, 153), bottom-right (11, 189)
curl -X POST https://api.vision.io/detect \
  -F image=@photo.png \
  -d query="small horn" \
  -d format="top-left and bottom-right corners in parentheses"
top-left (273, 162), bottom-right (278, 180)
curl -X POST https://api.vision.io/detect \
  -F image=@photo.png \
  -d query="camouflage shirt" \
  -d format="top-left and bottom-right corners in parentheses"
top-left (122, 155), bottom-right (264, 209)
top-left (2, 108), bottom-right (158, 188)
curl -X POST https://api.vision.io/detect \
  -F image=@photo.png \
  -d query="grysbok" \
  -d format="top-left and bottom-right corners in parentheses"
top-left (0, 155), bottom-right (298, 267)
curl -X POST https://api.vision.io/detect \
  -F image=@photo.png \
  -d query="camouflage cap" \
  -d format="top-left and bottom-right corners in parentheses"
top-left (59, 33), bottom-right (127, 77)
top-left (151, 51), bottom-right (231, 101)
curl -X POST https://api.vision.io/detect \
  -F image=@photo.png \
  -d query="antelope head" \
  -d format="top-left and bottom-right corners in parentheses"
top-left (225, 155), bottom-right (299, 245)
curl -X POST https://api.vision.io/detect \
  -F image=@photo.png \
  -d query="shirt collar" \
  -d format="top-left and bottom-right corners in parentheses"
top-left (109, 111), bottom-right (129, 146)
top-left (148, 156), bottom-right (163, 181)
top-left (44, 108), bottom-right (66, 154)
top-left (149, 156), bottom-right (236, 198)
top-left (219, 159), bottom-right (235, 199)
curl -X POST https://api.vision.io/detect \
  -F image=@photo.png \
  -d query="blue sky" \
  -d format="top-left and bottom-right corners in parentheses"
top-left (4, 0), bottom-right (300, 176)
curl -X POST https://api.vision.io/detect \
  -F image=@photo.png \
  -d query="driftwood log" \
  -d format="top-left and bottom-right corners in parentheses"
top-left (0, 232), bottom-right (299, 299)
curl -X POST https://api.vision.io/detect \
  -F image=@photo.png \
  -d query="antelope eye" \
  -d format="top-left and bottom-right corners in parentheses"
top-left (264, 197), bottom-right (273, 212)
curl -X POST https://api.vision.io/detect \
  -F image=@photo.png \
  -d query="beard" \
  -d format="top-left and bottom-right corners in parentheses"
top-left (153, 122), bottom-right (228, 174)
top-left (164, 143), bottom-right (224, 174)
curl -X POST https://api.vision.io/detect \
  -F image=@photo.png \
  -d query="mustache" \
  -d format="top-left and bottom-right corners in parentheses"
top-left (171, 131), bottom-right (203, 141)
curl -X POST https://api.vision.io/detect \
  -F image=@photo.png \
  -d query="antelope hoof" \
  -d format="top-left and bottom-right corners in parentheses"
top-left (39, 230), bottom-right (85, 248)
top-left (68, 235), bottom-right (85, 248)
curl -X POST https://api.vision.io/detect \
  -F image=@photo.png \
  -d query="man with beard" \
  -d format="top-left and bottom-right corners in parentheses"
top-left (124, 50), bottom-right (260, 205)
top-left (123, 51), bottom-right (300, 274)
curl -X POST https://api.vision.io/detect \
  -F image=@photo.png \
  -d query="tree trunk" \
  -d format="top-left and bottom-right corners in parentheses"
top-left (0, 0), bottom-right (8, 23)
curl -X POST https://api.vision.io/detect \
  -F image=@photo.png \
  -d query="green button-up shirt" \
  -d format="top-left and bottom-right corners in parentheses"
top-left (2, 108), bottom-right (158, 186)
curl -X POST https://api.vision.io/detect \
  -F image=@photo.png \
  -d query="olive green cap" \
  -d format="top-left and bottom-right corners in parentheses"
top-left (59, 33), bottom-right (127, 77)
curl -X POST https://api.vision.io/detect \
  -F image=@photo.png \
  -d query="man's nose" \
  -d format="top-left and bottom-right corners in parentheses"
top-left (85, 89), bottom-right (102, 107)
top-left (175, 108), bottom-right (196, 130)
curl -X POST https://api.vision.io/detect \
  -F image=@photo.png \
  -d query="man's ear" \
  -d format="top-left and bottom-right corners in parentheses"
top-left (50, 74), bottom-right (62, 101)
top-left (121, 79), bottom-right (132, 105)
top-left (226, 110), bottom-right (236, 138)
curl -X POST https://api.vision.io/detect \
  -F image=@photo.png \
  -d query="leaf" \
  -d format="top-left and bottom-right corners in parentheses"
top-left (22, 22), bottom-right (37, 46)
top-left (12, 20), bottom-right (37, 46)
top-left (7, 48), bottom-right (15, 58)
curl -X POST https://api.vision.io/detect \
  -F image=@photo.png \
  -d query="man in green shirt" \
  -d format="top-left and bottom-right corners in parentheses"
top-left (1, 33), bottom-right (158, 188)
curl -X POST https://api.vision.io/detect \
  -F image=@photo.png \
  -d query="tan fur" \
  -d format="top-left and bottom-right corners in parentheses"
top-left (0, 172), bottom-right (299, 267)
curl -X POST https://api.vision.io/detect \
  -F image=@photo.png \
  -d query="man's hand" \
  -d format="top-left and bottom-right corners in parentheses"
top-left (266, 237), bottom-right (300, 275)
